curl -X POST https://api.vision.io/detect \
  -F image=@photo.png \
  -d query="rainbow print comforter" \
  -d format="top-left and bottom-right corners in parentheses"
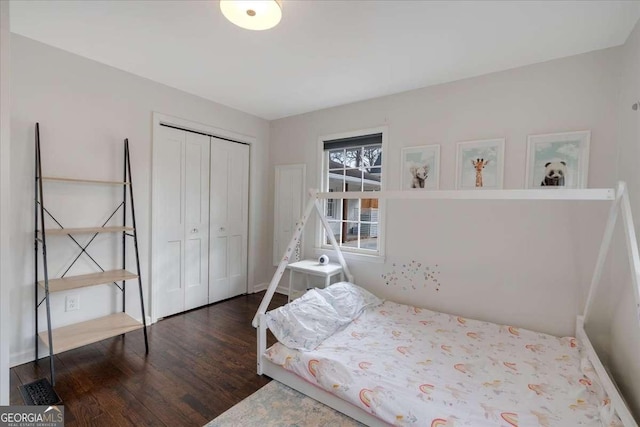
top-left (265, 301), bottom-right (619, 426)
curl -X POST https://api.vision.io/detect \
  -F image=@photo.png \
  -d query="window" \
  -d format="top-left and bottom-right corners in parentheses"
top-left (321, 131), bottom-right (384, 255)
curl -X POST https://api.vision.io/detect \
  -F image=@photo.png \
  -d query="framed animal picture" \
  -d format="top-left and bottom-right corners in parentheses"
top-left (525, 131), bottom-right (590, 189)
top-left (401, 145), bottom-right (440, 190)
top-left (455, 138), bottom-right (505, 190)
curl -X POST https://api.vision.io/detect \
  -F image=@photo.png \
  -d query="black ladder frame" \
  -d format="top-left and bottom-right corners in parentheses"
top-left (34, 123), bottom-right (149, 385)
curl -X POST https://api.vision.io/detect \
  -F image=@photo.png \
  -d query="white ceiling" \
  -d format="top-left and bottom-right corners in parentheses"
top-left (10, 1), bottom-right (640, 120)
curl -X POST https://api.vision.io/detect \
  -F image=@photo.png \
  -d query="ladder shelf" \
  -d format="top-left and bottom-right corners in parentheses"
top-left (41, 177), bottom-right (129, 186)
top-left (38, 269), bottom-right (139, 293)
top-left (34, 122), bottom-right (149, 386)
top-left (40, 226), bottom-right (134, 236)
top-left (38, 312), bottom-right (143, 355)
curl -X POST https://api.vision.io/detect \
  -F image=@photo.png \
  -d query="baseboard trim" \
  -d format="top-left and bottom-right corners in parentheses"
top-left (10, 349), bottom-right (37, 368)
top-left (252, 282), bottom-right (268, 292)
top-left (252, 282), bottom-right (288, 296)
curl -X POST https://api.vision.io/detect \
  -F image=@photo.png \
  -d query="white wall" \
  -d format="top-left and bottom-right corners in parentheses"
top-left (0, 0), bottom-right (11, 405)
top-left (269, 47), bottom-right (622, 338)
top-left (10, 35), bottom-right (271, 366)
top-left (610, 17), bottom-right (640, 418)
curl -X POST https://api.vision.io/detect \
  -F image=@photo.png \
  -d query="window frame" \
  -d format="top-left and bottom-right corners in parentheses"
top-left (326, 189), bottom-right (335, 218)
top-left (316, 126), bottom-right (387, 261)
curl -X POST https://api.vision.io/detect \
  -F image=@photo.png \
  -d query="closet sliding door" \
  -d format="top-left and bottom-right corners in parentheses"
top-left (209, 137), bottom-right (249, 303)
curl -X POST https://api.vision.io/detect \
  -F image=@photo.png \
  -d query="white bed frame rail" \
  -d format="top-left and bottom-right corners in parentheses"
top-left (254, 182), bottom-right (639, 426)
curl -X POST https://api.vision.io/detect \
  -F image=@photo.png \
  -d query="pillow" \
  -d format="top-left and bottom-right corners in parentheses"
top-left (317, 282), bottom-right (383, 319)
top-left (266, 289), bottom-right (352, 351)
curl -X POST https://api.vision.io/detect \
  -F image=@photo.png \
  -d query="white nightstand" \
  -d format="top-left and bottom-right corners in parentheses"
top-left (286, 259), bottom-right (345, 302)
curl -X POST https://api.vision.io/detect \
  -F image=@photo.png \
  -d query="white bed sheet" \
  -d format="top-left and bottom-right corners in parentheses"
top-left (265, 301), bottom-right (620, 426)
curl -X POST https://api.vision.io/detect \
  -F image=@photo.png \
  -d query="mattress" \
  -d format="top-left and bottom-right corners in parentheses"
top-left (265, 300), bottom-right (619, 427)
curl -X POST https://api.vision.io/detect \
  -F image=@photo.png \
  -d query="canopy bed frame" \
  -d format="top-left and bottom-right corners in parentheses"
top-left (254, 182), bottom-right (639, 426)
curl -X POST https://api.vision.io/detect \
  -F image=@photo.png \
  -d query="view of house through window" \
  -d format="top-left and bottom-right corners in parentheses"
top-left (323, 133), bottom-right (382, 254)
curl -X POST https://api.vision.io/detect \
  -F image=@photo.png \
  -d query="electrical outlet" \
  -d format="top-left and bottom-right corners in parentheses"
top-left (65, 295), bottom-right (79, 312)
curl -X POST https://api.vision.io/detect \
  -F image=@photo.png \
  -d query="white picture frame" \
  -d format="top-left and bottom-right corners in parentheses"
top-left (525, 130), bottom-right (590, 189)
top-left (400, 144), bottom-right (440, 190)
top-left (455, 138), bottom-right (505, 190)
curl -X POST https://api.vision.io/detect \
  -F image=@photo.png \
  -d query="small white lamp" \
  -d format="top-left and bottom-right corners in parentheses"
top-left (220, 0), bottom-right (283, 31)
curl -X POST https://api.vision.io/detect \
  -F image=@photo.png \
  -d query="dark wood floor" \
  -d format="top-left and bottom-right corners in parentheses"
top-left (11, 291), bottom-right (288, 426)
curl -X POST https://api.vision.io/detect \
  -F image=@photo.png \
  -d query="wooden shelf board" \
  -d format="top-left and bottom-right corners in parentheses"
top-left (38, 312), bottom-right (143, 354)
top-left (39, 269), bottom-right (138, 292)
top-left (42, 177), bottom-right (129, 186)
top-left (41, 226), bottom-right (134, 236)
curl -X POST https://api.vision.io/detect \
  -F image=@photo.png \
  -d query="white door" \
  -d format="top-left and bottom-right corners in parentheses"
top-left (156, 126), bottom-right (210, 318)
top-left (209, 137), bottom-right (249, 303)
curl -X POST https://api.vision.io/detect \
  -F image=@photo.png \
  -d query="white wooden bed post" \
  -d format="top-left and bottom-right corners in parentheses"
top-left (583, 181), bottom-right (640, 326)
top-left (583, 182), bottom-right (625, 321)
top-left (579, 181), bottom-right (640, 427)
top-left (619, 183), bottom-right (640, 323)
top-left (253, 189), bottom-right (353, 373)
top-left (252, 190), bottom-right (353, 329)
top-left (252, 190), bottom-right (317, 329)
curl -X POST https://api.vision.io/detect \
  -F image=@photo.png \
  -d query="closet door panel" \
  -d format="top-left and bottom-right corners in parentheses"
top-left (184, 133), bottom-right (210, 310)
top-left (160, 139), bottom-right (183, 227)
top-left (209, 236), bottom-right (229, 302)
top-left (185, 239), bottom-right (201, 295)
top-left (209, 138), bottom-right (249, 302)
top-left (185, 141), bottom-right (206, 224)
top-left (226, 142), bottom-right (249, 298)
top-left (210, 147), bottom-right (229, 225)
top-left (227, 152), bottom-right (244, 219)
top-left (228, 234), bottom-right (245, 296)
top-left (156, 127), bottom-right (187, 318)
top-left (162, 241), bottom-right (182, 294)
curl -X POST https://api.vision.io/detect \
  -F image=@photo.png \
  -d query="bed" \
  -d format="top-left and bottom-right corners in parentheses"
top-left (260, 283), bottom-right (620, 426)
top-left (254, 183), bottom-right (640, 426)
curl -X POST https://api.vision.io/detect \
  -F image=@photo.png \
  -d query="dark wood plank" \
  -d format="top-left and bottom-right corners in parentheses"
top-left (94, 338), bottom-right (210, 426)
top-left (13, 351), bottom-right (83, 424)
top-left (55, 344), bottom-right (161, 426)
top-left (10, 292), bottom-right (287, 427)
top-left (9, 368), bottom-right (23, 405)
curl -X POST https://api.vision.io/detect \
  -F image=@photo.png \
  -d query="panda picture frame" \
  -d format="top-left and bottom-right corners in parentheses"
top-left (525, 130), bottom-right (590, 189)
top-left (401, 144), bottom-right (440, 190)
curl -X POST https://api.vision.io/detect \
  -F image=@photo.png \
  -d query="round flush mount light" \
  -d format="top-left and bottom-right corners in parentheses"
top-left (220, 0), bottom-right (282, 31)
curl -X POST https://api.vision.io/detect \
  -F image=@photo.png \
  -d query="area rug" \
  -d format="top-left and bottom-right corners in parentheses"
top-left (205, 380), bottom-right (366, 427)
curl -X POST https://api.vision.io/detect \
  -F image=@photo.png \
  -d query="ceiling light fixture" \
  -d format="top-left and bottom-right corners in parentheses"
top-left (220, 0), bottom-right (282, 31)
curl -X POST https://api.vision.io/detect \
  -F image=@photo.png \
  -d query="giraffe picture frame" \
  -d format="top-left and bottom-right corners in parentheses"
top-left (455, 138), bottom-right (505, 190)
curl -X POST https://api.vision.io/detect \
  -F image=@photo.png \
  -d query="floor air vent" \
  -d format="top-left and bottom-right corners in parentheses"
top-left (18, 378), bottom-right (62, 405)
